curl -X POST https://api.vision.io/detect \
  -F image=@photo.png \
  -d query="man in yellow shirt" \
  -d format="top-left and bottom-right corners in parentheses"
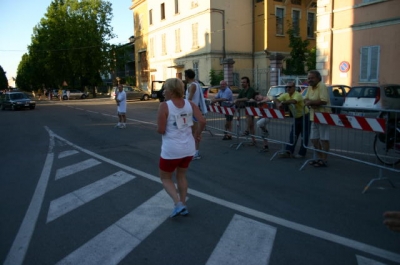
top-left (304, 70), bottom-right (331, 167)
top-left (275, 81), bottom-right (310, 158)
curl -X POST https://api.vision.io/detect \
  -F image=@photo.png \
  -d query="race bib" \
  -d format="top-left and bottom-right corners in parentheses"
top-left (175, 112), bottom-right (194, 129)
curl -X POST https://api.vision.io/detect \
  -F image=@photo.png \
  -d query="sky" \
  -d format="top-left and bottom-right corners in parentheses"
top-left (0, 1), bottom-right (134, 86)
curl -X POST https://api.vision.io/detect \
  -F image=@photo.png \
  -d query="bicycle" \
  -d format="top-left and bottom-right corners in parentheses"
top-left (373, 111), bottom-right (400, 166)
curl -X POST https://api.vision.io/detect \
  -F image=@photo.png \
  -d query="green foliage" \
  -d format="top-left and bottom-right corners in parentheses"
top-left (283, 23), bottom-right (312, 75)
top-left (306, 47), bottom-right (317, 72)
top-left (16, 0), bottom-right (115, 90)
top-left (209, 69), bottom-right (224, 86)
top-left (0, 65), bottom-right (8, 89)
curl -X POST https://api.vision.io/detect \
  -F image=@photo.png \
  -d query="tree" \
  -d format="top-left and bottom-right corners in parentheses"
top-left (0, 65), bottom-right (8, 90)
top-left (283, 24), bottom-right (315, 75)
top-left (306, 47), bottom-right (317, 72)
top-left (209, 69), bottom-right (224, 86)
top-left (17, 0), bottom-right (115, 90)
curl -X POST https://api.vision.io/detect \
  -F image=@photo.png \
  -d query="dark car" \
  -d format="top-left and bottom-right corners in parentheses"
top-left (151, 81), bottom-right (166, 102)
top-left (0, 92), bottom-right (36, 110)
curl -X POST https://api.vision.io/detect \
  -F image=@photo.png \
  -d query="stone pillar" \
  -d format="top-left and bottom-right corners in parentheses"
top-left (222, 58), bottom-right (235, 86)
top-left (268, 53), bottom-right (284, 86)
top-left (316, 0), bottom-right (333, 84)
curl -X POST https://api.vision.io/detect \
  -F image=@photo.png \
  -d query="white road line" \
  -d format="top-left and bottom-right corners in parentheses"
top-left (86, 110), bottom-right (98, 114)
top-left (357, 255), bottom-right (388, 265)
top-left (55, 190), bottom-right (171, 265)
top-left (3, 128), bottom-right (55, 265)
top-left (47, 171), bottom-right (136, 223)
top-left (58, 150), bottom-right (79, 159)
top-left (55, 158), bottom-right (101, 180)
top-left (206, 214), bottom-right (276, 265)
top-left (50, 130), bottom-right (400, 263)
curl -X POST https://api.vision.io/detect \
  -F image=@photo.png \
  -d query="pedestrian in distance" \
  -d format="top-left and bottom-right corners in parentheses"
top-left (210, 80), bottom-right (234, 140)
top-left (234, 76), bottom-right (257, 145)
top-left (115, 84), bottom-right (127, 129)
top-left (304, 70), bottom-right (331, 167)
top-left (275, 81), bottom-right (310, 159)
top-left (184, 69), bottom-right (207, 160)
top-left (157, 78), bottom-right (206, 217)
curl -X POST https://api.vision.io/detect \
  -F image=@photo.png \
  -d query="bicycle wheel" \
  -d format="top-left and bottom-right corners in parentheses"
top-left (373, 135), bottom-right (400, 166)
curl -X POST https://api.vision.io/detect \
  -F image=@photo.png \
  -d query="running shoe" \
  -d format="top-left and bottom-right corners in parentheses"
top-left (170, 202), bottom-right (186, 218)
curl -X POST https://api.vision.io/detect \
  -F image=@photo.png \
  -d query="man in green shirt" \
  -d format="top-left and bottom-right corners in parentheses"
top-left (234, 76), bottom-right (256, 145)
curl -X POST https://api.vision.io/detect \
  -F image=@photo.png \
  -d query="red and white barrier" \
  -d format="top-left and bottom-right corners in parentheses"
top-left (207, 105), bottom-right (235, 116)
top-left (245, 107), bottom-right (285, 119)
top-left (314, 112), bottom-right (386, 133)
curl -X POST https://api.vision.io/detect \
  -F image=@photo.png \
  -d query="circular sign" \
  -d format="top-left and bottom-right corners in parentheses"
top-left (339, 61), bottom-right (350, 73)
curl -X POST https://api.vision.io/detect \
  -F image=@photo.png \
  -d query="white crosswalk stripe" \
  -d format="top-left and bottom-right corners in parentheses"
top-left (55, 158), bottom-right (101, 180)
top-left (206, 214), bottom-right (276, 265)
top-left (356, 255), bottom-right (388, 265)
top-left (55, 190), bottom-right (172, 265)
top-left (47, 171), bottom-right (136, 223)
top-left (58, 150), bottom-right (79, 159)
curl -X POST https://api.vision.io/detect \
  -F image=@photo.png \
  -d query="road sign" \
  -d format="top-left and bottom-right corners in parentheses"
top-left (339, 61), bottom-right (350, 73)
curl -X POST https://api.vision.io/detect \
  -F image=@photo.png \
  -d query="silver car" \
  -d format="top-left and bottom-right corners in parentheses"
top-left (343, 84), bottom-right (400, 110)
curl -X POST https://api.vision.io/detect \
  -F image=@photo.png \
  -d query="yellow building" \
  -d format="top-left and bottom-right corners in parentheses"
top-left (317, 0), bottom-right (400, 86)
top-left (131, 0), bottom-right (317, 91)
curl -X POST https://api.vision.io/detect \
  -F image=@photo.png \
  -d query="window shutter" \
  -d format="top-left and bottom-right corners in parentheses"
top-left (369, 46), bottom-right (380, 82)
top-left (360, 47), bottom-right (369, 82)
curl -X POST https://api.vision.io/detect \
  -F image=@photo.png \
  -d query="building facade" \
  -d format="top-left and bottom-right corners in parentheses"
top-left (131, 0), bottom-right (317, 91)
top-left (317, 0), bottom-right (400, 86)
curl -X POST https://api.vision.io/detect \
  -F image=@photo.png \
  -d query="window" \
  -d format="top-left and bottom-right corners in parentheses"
top-left (161, 34), bottom-right (167, 55)
top-left (149, 38), bottom-right (154, 58)
top-left (192, 23), bottom-right (198, 48)
top-left (291, 0), bottom-right (302, 4)
top-left (307, 12), bottom-right (315, 38)
top-left (360, 46), bottom-right (380, 83)
top-left (292, 10), bottom-right (300, 36)
top-left (255, 0), bottom-right (264, 2)
top-left (276, 7), bottom-right (284, 35)
top-left (175, 0), bottom-right (179, 14)
top-left (161, 3), bottom-right (165, 20)
top-left (149, 9), bottom-right (153, 25)
top-left (193, 62), bottom-right (199, 80)
top-left (175, 29), bottom-right (181, 52)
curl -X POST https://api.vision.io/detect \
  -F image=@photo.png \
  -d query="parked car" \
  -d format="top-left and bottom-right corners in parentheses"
top-left (343, 84), bottom-right (400, 112)
top-left (0, 91), bottom-right (36, 110)
top-left (111, 86), bottom-right (150, 101)
top-left (63, 89), bottom-right (88, 100)
top-left (302, 84), bottom-right (351, 113)
top-left (267, 85), bottom-right (306, 101)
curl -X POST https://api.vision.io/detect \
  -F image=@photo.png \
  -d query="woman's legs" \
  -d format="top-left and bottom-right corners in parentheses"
top-left (159, 170), bottom-right (180, 204)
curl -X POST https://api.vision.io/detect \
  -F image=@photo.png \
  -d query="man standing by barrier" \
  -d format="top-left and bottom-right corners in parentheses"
top-left (234, 76), bottom-right (256, 145)
top-left (211, 80), bottom-right (234, 140)
top-left (275, 81), bottom-right (310, 158)
top-left (185, 69), bottom-right (207, 160)
top-left (304, 70), bottom-right (331, 167)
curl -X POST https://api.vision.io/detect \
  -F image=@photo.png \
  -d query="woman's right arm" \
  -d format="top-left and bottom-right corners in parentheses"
top-left (157, 102), bottom-right (168, 134)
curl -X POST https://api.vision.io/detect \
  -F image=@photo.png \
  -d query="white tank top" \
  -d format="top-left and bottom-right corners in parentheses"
top-left (186, 81), bottom-right (201, 105)
top-left (161, 99), bottom-right (196, 159)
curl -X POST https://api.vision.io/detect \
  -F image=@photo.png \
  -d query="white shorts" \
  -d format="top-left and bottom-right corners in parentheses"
top-left (257, 118), bottom-right (270, 128)
top-left (310, 122), bottom-right (329, 140)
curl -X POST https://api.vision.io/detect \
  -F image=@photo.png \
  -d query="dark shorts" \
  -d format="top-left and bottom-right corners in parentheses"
top-left (225, 114), bottom-right (233, 121)
top-left (159, 156), bottom-right (193, 172)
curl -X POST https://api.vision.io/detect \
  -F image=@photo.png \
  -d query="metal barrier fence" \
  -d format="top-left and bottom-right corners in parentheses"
top-left (206, 101), bottom-right (296, 155)
top-left (300, 105), bottom-right (400, 193)
top-left (205, 100), bottom-right (399, 193)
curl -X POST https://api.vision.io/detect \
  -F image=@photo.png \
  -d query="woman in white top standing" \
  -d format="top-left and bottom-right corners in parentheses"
top-left (157, 78), bottom-right (206, 217)
top-left (115, 84), bottom-right (127, 128)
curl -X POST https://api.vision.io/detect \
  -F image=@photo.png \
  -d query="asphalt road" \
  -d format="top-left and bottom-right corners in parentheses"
top-left (0, 97), bottom-right (399, 265)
